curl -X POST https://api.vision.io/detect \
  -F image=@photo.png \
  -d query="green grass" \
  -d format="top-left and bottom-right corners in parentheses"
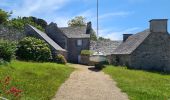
top-left (103, 66), bottom-right (170, 100)
top-left (0, 60), bottom-right (74, 100)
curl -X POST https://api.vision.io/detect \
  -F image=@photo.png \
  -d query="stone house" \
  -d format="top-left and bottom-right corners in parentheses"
top-left (112, 19), bottom-right (170, 72)
top-left (25, 22), bottom-right (92, 63)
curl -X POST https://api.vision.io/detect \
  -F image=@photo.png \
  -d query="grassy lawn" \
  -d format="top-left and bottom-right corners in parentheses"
top-left (0, 60), bottom-right (74, 100)
top-left (103, 66), bottom-right (170, 100)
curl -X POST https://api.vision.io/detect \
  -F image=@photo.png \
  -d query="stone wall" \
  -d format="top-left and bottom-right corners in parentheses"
top-left (0, 25), bottom-right (25, 41)
top-left (130, 32), bottom-right (170, 72)
top-left (45, 23), bottom-right (67, 49)
top-left (67, 38), bottom-right (90, 63)
top-left (110, 54), bottom-right (131, 66)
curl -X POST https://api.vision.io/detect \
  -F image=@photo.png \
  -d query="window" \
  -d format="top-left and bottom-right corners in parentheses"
top-left (77, 39), bottom-right (82, 46)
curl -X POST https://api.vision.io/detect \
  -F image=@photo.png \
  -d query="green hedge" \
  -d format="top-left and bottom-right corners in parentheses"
top-left (0, 40), bottom-right (16, 62)
top-left (81, 50), bottom-right (93, 56)
top-left (16, 37), bottom-right (52, 62)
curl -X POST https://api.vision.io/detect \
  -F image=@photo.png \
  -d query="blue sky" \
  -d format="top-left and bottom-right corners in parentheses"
top-left (0, 0), bottom-right (170, 40)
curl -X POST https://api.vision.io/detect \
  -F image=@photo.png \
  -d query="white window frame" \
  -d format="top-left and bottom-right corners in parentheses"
top-left (77, 39), bottom-right (82, 46)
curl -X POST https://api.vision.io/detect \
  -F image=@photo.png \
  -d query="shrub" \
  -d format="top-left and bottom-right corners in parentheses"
top-left (0, 40), bottom-right (16, 62)
top-left (55, 54), bottom-right (67, 64)
top-left (16, 37), bottom-right (52, 62)
top-left (81, 50), bottom-right (93, 56)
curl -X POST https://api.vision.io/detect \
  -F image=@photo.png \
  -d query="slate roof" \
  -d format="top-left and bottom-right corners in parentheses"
top-left (113, 29), bottom-right (150, 54)
top-left (60, 26), bottom-right (90, 38)
top-left (28, 25), bottom-right (66, 52)
top-left (90, 40), bottom-right (122, 55)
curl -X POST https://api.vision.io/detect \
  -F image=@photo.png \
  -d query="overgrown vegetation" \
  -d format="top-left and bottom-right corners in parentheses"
top-left (16, 37), bottom-right (52, 62)
top-left (0, 40), bottom-right (16, 62)
top-left (0, 9), bottom-right (11, 24)
top-left (103, 66), bottom-right (170, 100)
top-left (55, 54), bottom-right (67, 64)
top-left (81, 50), bottom-right (93, 56)
top-left (0, 9), bottom-right (46, 31)
top-left (0, 60), bottom-right (74, 99)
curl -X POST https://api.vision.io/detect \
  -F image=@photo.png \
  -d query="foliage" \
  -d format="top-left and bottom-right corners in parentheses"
top-left (16, 37), bottom-right (52, 62)
top-left (90, 31), bottom-right (98, 41)
top-left (68, 16), bottom-right (86, 27)
top-left (103, 66), bottom-right (170, 100)
top-left (55, 54), bottom-right (67, 64)
top-left (0, 60), bottom-right (74, 99)
top-left (7, 17), bottom-right (45, 31)
top-left (81, 50), bottom-right (93, 56)
top-left (0, 9), bottom-right (11, 24)
top-left (0, 76), bottom-right (22, 99)
top-left (23, 16), bottom-right (47, 28)
top-left (98, 37), bottom-right (111, 41)
top-left (0, 40), bottom-right (16, 62)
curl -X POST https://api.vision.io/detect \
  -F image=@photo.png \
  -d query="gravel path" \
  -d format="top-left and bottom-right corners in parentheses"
top-left (52, 64), bottom-right (129, 100)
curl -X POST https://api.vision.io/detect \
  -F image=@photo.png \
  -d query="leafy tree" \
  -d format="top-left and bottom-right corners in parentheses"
top-left (24, 16), bottom-right (47, 28)
top-left (68, 16), bottom-right (86, 27)
top-left (90, 31), bottom-right (98, 41)
top-left (7, 17), bottom-right (44, 31)
top-left (98, 37), bottom-right (111, 41)
top-left (0, 9), bottom-right (11, 24)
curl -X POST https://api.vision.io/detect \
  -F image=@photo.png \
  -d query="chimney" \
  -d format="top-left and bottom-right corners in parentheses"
top-left (149, 19), bottom-right (168, 33)
top-left (123, 34), bottom-right (133, 42)
top-left (86, 21), bottom-right (92, 34)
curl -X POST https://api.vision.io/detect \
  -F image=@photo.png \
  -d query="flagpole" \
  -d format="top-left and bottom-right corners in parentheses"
top-left (97, 0), bottom-right (99, 38)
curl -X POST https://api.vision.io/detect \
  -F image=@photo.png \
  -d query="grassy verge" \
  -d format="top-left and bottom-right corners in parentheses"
top-left (0, 60), bottom-right (74, 100)
top-left (103, 66), bottom-right (170, 100)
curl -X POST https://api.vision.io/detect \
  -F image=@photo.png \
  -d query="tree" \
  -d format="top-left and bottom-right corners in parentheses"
top-left (25, 16), bottom-right (47, 28)
top-left (98, 37), bottom-right (111, 41)
top-left (68, 16), bottom-right (86, 27)
top-left (0, 9), bottom-right (11, 24)
top-left (90, 31), bottom-right (98, 41)
top-left (7, 16), bottom-right (45, 31)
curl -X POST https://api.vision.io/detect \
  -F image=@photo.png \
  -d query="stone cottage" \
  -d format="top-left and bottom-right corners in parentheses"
top-left (112, 19), bottom-right (170, 72)
top-left (25, 22), bottom-right (92, 63)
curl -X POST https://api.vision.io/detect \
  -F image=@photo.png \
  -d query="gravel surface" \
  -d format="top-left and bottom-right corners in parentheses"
top-left (52, 64), bottom-right (129, 100)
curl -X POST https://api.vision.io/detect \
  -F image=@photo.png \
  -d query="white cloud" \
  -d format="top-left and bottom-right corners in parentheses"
top-left (99, 27), bottom-right (141, 40)
top-left (99, 11), bottom-right (132, 19)
top-left (12, 0), bottom-right (69, 17)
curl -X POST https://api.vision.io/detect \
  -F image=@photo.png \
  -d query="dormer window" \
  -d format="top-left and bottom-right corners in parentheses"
top-left (77, 39), bottom-right (82, 46)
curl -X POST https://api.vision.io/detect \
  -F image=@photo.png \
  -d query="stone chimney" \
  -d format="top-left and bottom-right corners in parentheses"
top-left (149, 19), bottom-right (168, 33)
top-left (86, 21), bottom-right (92, 34)
top-left (123, 34), bottom-right (133, 42)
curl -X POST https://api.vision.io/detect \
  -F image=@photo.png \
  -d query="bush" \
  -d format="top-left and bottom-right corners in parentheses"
top-left (55, 54), bottom-right (67, 64)
top-left (16, 37), bottom-right (52, 62)
top-left (81, 50), bottom-right (93, 56)
top-left (0, 40), bottom-right (16, 62)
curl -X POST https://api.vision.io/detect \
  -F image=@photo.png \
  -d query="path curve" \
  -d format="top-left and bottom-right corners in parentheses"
top-left (52, 64), bottom-right (129, 100)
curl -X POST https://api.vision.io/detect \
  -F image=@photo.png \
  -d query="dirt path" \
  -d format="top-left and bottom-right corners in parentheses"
top-left (52, 64), bottom-right (129, 100)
